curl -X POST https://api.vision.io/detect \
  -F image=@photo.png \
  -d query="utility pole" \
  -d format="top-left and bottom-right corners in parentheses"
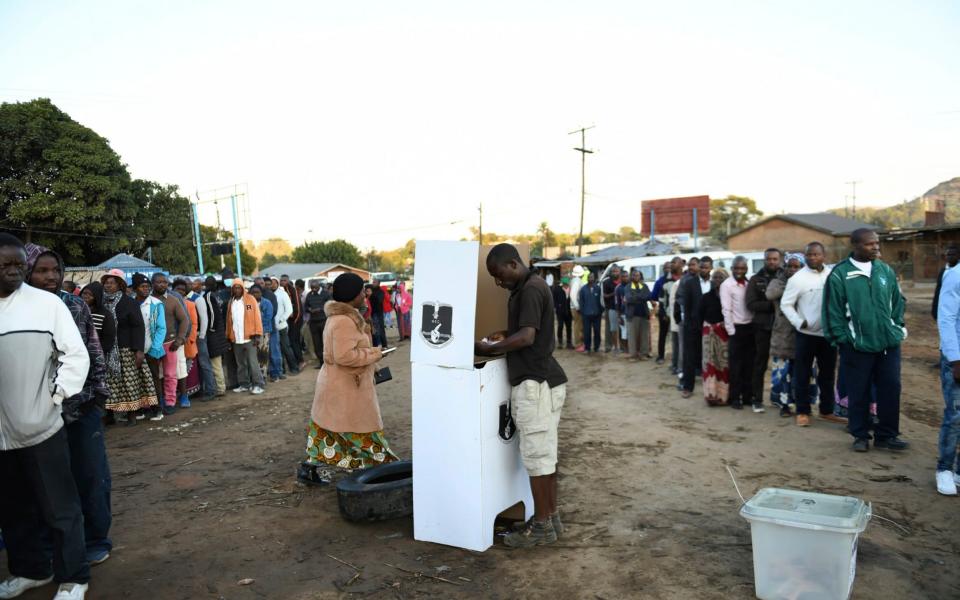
top-left (478, 203), bottom-right (483, 245)
top-left (569, 125), bottom-right (595, 257)
top-left (846, 181), bottom-right (861, 218)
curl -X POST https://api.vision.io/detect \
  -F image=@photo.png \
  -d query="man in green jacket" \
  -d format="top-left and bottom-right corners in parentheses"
top-left (822, 228), bottom-right (908, 453)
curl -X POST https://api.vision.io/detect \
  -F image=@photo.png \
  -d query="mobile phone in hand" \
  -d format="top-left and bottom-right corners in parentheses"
top-left (382, 347), bottom-right (398, 356)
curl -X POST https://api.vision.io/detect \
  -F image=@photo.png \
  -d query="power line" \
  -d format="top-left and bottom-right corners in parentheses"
top-left (569, 125), bottom-right (595, 257)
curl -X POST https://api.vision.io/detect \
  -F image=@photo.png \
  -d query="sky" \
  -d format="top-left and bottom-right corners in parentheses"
top-left (2, 0), bottom-right (959, 250)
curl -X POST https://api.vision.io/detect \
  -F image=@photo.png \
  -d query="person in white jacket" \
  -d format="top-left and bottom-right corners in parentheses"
top-left (780, 242), bottom-right (845, 427)
top-left (569, 265), bottom-right (584, 349)
top-left (271, 277), bottom-right (300, 376)
top-left (0, 233), bottom-right (92, 600)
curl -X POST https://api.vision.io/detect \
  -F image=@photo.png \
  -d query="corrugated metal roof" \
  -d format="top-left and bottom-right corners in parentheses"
top-left (781, 213), bottom-right (879, 234)
top-left (257, 263), bottom-right (338, 280)
top-left (96, 253), bottom-right (156, 269)
top-left (731, 213), bottom-right (878, 238)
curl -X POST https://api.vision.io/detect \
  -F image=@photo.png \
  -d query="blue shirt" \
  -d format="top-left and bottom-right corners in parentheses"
top-left (259, 297), bottom-right (275, 334)
top-left (938, 264), bottom-right (960, 362)
top-left (577, 283), bottom-right (602, 317)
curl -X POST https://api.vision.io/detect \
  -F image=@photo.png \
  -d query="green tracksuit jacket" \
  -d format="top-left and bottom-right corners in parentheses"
top-left (822, 255), bottom-right (906, 353)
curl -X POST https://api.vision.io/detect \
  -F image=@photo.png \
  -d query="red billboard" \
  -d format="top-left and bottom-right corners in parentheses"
top-left (641, 195), bottom-right (710, 236)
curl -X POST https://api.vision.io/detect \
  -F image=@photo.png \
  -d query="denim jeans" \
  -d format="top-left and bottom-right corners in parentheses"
top-left (268, 330), bottom-right (283, 378)
top-left (938, 354), bottom-right (960, 472)
top-left (196, 337), bottom-right (217, 397)
top-left (65, 406), bottom-right (112, 557)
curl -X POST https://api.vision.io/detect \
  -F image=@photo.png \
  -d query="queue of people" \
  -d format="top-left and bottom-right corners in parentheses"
top-left (0, 229), bottom-right (407, 598)
top-left (549, 229), bottom-right (912, 456)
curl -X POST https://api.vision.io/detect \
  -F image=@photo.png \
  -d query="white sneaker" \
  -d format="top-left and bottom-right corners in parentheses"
top-left (0, 575), bottom-right (53, 599)
top-left (232, 386), bottom-right (250, 393)
top-left (148, 412), bottom-right (164, 422)
top-left (53, 583), bottom-right (88, 599)
top-left (936, 470), bottom-right (958, 496)
top-left (250, 386), bottom-right (264, 395)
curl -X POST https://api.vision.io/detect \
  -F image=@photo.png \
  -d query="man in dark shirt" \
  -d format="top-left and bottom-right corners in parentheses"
top-left (253, 277), bottom-right (278, 315)
top-left (675, 256), bottom-right (713, 397)
top-left (601, 264), bottom-right (621, 353)
top-left (369, 279), bottom-right (387, 348)
top-left (303, 280), bottom-right (331, 368)
top-left (745, 248), bottom-right (782, 412)
top-left (476, 243), bottom-right (568, 549)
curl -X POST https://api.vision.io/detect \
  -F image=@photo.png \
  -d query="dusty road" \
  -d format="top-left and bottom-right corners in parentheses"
top-left (4, 287), bottom-right (958, 599)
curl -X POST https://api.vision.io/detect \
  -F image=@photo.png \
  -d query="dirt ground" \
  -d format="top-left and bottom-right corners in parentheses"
top-left (4, 286), bottom-right (958, 599)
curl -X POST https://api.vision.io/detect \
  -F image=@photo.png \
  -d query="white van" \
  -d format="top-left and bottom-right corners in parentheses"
top-left (599, 250), bottom-right (772, 283)
top-left (599, 251), bottom-right (735, 282)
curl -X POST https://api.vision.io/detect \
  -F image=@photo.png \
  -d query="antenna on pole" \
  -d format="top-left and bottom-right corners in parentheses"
top-left (846, 181), bottom-right (862, 218)
top-left (569, 125), bottom-right (595, 257)
top-left (478, 203), bottom-right (483, 245)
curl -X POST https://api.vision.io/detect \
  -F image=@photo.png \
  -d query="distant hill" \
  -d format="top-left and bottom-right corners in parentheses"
top-left (828, 177), bottom-right (960, 229)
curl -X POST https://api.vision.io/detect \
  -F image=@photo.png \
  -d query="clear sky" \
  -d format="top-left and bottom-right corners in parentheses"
top-left (2, 0), bottom-right (958, 249)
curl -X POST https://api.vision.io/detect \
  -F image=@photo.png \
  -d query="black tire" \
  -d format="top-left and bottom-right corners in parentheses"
top-left (336, 460), bottom-right (413, 522)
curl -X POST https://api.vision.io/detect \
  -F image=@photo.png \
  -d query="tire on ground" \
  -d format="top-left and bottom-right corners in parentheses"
top-left (336, 460), bottom-right (413, 522)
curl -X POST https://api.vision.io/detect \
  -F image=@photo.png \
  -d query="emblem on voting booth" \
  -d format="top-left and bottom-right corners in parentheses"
top-left (420, 301), bottom-right (453, 348)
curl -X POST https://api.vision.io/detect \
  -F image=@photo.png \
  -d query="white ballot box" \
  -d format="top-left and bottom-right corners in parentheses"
top-left (411, 240), bottom-right (533, 552)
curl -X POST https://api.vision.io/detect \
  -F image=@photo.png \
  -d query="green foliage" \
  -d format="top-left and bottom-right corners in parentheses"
top-left (198, 225), bottom-right (257, 276)
top-left (291, 239), bottom-right (363, 267)
top-left (711, 195), bottom-right (763, 241)
top-left (0, 98), bottom-right (138, 264)
top-left (129, 179), bottom-right (195, 272)
top-left (259, 251), bottom-right (290, 267)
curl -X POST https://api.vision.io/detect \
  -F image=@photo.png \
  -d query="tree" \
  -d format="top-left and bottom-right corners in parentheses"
top-left (0, 98), bottom-right (138, 264)
top-left (291, 239), bottom-right (363, 267)
top-left (129, 179), bottom-right (195, 273)
top-left (619, 226), bottom-right (642, 242)
top-left (710, 195), bottom-right (763, 242)
top-left (198, 224), bottom-right (256, 275)
top-left (364, 249), bottom-right (382, 272)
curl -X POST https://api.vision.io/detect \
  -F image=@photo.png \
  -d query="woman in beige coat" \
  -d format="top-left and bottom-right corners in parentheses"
top-left (298, 273), bottom-right (398, 485)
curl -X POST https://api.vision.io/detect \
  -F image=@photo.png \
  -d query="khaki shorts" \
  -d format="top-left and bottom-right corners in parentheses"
top-left (511, 380), bottom-right (566, 477)
top-left (176, 345), bottom-right (188, 379)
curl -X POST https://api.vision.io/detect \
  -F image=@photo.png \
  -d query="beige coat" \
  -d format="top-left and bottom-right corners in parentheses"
top-left (310, 301), bottom-right (384, 433)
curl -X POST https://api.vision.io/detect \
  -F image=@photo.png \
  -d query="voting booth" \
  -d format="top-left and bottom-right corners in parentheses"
top-left (411, 240), bottom-right (534, 552)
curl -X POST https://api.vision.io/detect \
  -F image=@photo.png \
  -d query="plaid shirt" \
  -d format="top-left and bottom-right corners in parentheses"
top-left (59, 290), bottom-right (110, 419)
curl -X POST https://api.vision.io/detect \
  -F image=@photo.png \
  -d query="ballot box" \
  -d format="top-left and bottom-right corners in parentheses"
top-left (411, 240), bottom-right (533, 552)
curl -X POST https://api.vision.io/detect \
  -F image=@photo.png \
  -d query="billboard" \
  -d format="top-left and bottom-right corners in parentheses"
top-left (641, 195), bottom-right (710, 236)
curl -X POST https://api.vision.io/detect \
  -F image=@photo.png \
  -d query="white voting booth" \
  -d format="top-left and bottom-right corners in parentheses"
top-left (411, 240), bottom-right (533, 552)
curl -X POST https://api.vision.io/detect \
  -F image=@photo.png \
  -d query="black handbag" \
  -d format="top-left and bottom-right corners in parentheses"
top-left (499, 397), bottom-right (516, 441)
top-left (374, 367), bottom-right (392, 385)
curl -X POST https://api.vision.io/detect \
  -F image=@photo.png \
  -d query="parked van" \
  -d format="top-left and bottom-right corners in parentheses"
top-left (599, 250), bottom-right (772, 283)
top-left (600, 251), bottom-right (737, 283)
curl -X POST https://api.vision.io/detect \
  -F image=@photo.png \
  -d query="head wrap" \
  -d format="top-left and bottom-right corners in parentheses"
top-left (785, 252), bottom-right (806, 266)
top-left (24, 243), bottom-right (49, 274)
top-left (332, 273), bottom-right (365, 302)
